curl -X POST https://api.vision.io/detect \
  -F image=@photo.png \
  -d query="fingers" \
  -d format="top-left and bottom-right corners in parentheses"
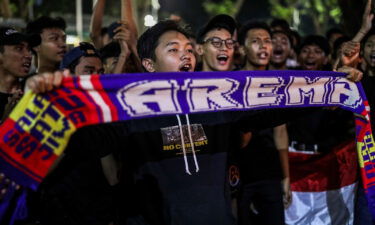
top-left (26, 71), bottom-right (66, 94)
top-left (338, 66), bottom-right (363, 82)
top-left (332, 57), bottom-right (340, 71)
top-left (365, 0), bottom-right (372, 15)
top-left (347, 69), bottom-right (363, 82)
top-left (283, 191), bottom-right (292, 208)
top-left (342, 41), bottom-right (360, 57)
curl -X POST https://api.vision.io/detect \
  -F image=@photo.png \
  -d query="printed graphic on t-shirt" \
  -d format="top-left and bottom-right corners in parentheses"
top-left (161, 124), bottom-right (208, 154)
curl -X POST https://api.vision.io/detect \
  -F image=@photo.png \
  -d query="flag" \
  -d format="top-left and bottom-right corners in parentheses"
top-left (286, 141), bottom-right (358, 224)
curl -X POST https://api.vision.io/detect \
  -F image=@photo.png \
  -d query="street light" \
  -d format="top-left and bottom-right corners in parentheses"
top-left (144, 14), bottom-right (156, 27)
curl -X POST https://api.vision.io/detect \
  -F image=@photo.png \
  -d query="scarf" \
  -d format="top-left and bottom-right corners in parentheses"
top-left (0, 70), bottom-right (374, 222)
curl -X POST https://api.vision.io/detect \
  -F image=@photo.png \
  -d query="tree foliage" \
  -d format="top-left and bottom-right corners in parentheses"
top-left (269, 0), bottom-right (342, 34)
top-left (203, 0), bottom-right (244, 17)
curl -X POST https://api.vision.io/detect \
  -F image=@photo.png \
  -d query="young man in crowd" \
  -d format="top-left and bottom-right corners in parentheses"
top-left (60, 42), bottom-right (104, 75)
top-left (270, 30), bottom-right (293, 70)
top-left (236, 21), bottom-right (291, 225)
top-left (0, 27), bottom-right (40, 121)
top-left (33, 42), bottom-right (117, 225)
top-left (195, 14), bottom-right (237, 72)
top-left (0, 26), bottom-right (40, 224)
top-left (297, 35), bottom-right (330, 71)
top-left (26, 16), bottom-right (67, 74)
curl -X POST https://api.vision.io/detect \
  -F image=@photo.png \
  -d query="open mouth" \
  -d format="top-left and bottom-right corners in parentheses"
top-left (257, 52), bottom-right (269, 60)
top-left (57, 50), bottom-right (66, 57)
top-left (22, 62), bottom-right (31, 71)
top-left (217, 54), bottom-right (228, 65)
top-left (179, 63), bottom-right (192, 72)
top-left (273, 49), bottom-right (284, 56)
top-left (304, 61), bottom-right (316, 69)
top-left (370, 53), bottom-right (375, 61)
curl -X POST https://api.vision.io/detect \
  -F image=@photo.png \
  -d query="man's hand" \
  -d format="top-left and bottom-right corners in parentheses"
top-left (25, 70), bottom-right (70, 94)
top-left (333, 41), bottom-right (361, 70)
top-left (337, 66), bottom-right (363, 82)
top-left (282, 177), bottom-right (292, 208)
top-left (113, 23), bottom-right (131, 59)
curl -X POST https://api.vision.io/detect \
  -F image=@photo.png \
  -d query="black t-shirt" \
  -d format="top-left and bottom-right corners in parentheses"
top-left (238, 128), bottom-right (282, 183)
top-left (0, 92), bottom-right (11, 120)
top-left (361, 75), bottom-right (375, 134)
top-left (38, 124), bottom-right (117, 225)
top-left (287, 108), bottom-right (355, 153)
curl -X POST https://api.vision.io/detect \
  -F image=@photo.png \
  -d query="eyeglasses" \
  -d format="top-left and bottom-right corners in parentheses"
top-left (203, 37), bottom-right (236, 49)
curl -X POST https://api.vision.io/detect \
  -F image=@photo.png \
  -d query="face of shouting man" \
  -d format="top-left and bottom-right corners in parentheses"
top-left (242, 28), bottom-right (272, 71)
top-left (197, 28), bottom-right (235, 72)
top-left (142, 30), bottom-right (196, 73)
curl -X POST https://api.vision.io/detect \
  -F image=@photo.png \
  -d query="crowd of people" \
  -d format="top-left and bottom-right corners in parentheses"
top-left (0, 0), bottom-right (374, 224)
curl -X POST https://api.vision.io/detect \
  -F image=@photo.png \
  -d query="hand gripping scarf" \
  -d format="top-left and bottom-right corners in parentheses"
top-left (0, 70), bottom-right (374, 222)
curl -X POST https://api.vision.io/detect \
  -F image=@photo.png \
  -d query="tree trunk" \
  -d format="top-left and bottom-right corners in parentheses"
top-left (0, 0), bottom-right (13, 18)
top-left (338, 0), bottom-right (367, 37)
top-left (233, 0), bottom-right (245, 17)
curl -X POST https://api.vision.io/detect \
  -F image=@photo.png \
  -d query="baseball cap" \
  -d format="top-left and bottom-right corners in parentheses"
top-left (0, 27), bottom-right (41, 47)
top-left (196, 14), bottom-right (237, 43)
top-left (60, 42), bottom-right (101, 69)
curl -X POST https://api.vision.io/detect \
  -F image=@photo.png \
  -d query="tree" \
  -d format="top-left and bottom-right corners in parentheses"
top-left (0, 0), bottom-right (13, 18)
top-left (269, 0), bottom-right (341, 35)
top-left (202, 0), bottom-right (245, 17)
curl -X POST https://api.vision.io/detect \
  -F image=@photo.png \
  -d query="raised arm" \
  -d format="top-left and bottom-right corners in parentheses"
top-left (353, 0), bottom-right (374, 42)
top-left (333, 0), bottom-right (374, 70)
top-left (121, 0), bottom-right (139, 58)
top-left (90, 0), bottom-right (107, 49)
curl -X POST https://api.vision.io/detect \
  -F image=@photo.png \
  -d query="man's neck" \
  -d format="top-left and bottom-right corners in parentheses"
top-left (37, 57), bottom-right (58, 74)
top-left (243, 61), bottom-right (267, 71)
top-left (368, 69), bottom-right (375, 77)
top-left (361, 63), bottom-right (375, 77)
top-left (0, 69), bottom-right (20, 93)
top-left (269, 62), bottom-right (287, 70)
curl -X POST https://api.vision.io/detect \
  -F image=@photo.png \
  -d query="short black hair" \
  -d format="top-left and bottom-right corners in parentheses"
top-left (238, 20), bottom-right (271, 45)
top-left (60, 42), bottom-right (102, 73)
top-left (137, 20), bottom-right (193, 61)
top-left (271, 30), bottom-right (293, 46)
top-left (325, 28), bottom-right (344, 40)
top-left (100, 41), bottom-right (121, 63)
top-left (26, 16), bottom-right (66, 35)
top-left (298, 35), bottom-right (330, 55)
top-left (290, 29), bottom-right (301, 48)
top-left (196, 14), bottom-right (237, 44)
top-left (101, 27), bottom-right (108, 37)
top-left (332, 35), bottom-right (350, 59)
top-left (270, 18), bottom-right (290, 32)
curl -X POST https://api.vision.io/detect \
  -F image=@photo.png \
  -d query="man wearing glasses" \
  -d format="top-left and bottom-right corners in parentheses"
top-left (196, 14), bottom-right (237, 72)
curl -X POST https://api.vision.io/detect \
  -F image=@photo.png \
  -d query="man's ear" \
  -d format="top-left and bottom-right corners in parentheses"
top-left (196, 44), bottom-right (204, 56)
top-left (239, 45), bottom-right (246, 57)
top-left (323, 55), bottom-right (329, 65)
top-left (33, 45), bottom-right (40, 54)
top-left (142, 58), bottom-right (155, 72)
